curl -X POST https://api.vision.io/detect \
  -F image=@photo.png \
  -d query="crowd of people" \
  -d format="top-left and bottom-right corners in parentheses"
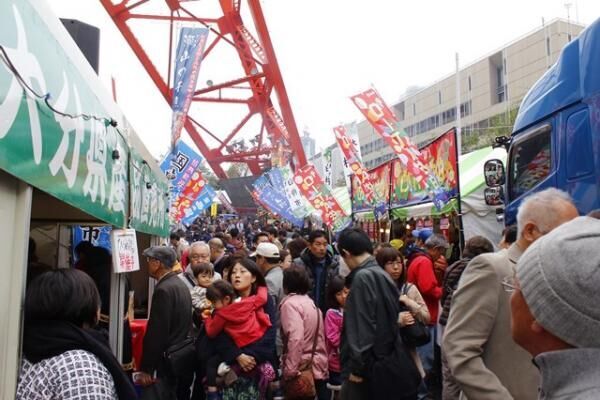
top-left (16, 187), bottom-right (600, 400)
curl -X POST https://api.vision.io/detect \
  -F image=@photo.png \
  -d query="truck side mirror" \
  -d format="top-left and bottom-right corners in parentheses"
top-left (484, 159), bottom-right (506, 187)
top-left (484, 186), bottom-right (505, 206)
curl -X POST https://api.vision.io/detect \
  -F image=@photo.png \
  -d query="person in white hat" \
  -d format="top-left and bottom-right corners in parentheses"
top-left (509, 216), bottom-right (600, 399)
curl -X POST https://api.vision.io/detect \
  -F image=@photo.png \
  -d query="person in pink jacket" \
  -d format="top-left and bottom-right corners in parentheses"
top-left (324, 275), bottom-right (348, 394)
top-left (280, 266), bottom-right (329, 400)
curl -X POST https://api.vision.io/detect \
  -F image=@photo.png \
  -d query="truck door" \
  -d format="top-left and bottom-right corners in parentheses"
top-left (560, 106), bottom-right (599, 214)
top-left (505, 122), bottom-right (555, 224)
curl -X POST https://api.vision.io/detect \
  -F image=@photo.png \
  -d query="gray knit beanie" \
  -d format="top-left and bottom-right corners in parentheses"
top-left (517, 216), bottom-right (600, 348)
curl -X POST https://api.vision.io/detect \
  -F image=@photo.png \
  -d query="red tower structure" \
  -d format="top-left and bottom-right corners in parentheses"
top-left (100, 0), bottom-right (307, 178)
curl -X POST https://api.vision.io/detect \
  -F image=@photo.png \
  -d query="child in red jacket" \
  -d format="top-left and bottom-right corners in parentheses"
top-left (202, 280), bottom-right (272, 399)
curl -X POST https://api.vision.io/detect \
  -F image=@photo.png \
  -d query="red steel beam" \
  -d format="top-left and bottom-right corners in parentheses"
top-left (100, 0), bottom-right (306, 178)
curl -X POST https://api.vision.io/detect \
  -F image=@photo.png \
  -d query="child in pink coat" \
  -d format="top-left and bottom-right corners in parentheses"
top-left (324, 276), bottom-right (348, 391)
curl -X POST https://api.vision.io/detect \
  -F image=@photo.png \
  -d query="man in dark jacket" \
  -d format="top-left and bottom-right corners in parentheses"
top-left (138, 246), bottom-right (193, 397)
top-left (292, 230), bottom-right (339, 313)
top-left (339, 228), bottom-right (420, 400)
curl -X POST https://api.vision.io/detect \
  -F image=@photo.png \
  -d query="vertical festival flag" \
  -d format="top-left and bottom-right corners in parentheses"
top-left (334, 126), bottom-right (388, 219)
top-left (341, 122), bottom-right (362, 191)
top-left (334, 125), bottom-right (376, 203)
top-left (293, 164), bottom-right (350, 232)
top-left (171, 27), bottom-right (209, 149)
top-left (252, 173), bottom-right (303, 226)
top-left (281, 165), bottom-right (311, 219)
top-left (180, 185), bottom-right (217, 225)
top-left (350, 88), bottom-right (430, 189)
top-left (170, 169), bottom-right (210, 221)
top-left (160, 141), bottom-right (204, 197)
top-left (323, 147), bottom-right (333, 189)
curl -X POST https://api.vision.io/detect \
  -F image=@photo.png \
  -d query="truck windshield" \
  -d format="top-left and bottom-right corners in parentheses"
top-left (508, 125), bottom-right (552, 200)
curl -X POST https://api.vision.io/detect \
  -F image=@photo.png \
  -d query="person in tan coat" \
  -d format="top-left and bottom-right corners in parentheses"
top-left (442, 188), bottom-right (578, 400)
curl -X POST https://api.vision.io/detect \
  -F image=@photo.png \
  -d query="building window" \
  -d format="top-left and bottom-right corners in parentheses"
top-left (438, 91), bottom-right (442, 105)
top-left (468, 76), bottom-right (472, 91)
top-left (546, 37), bottom-right (551, 56)
top-left (413, 103), bottom-right (416, 116)
top-left (568, 33), bottom-right (572, 42)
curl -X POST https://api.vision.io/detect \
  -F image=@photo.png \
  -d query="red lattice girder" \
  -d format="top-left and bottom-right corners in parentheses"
top-left (100, 0), bottom-right (307, 178)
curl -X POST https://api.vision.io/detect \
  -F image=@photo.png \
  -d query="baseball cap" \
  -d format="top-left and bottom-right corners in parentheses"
top-left (250, 242), bottom-right (280, 258)
top-left (143, 246), bottom-right (177, 268)
top-left (412, 228), bottom-right (433, 242)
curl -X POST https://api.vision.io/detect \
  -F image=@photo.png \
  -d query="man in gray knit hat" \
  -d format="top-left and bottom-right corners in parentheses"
top-left (510, 216), bottom-right (600, 399)
top-left (443, 188), bottom-right (578, 400)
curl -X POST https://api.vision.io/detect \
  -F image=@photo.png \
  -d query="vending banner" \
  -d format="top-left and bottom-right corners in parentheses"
top-left (351, 88), bottom-right (430, 189)
top-left (335, 125), bottom-right (387, 218)
top-left (351, 162), bottom-right (391, 216)
top-left (180, 185), bottom-right (216, 225)
top-left (171, 169), bottom-right (213, 221)
top-left (334, 125), bottom-right (377, 203)
top-left (252, 174), bottom-right (303, 226)
top-left (390, 128), bottom-right (458, 209)
top-left (323, 147), bottom-right (333, 188)
top-left (160, 140), bottom-right (204, 196)
top-left (256, 184), bottom-right (304, 227)
top-left (341, 122), bottom-right (361, 192)
top-left (293, 164), bottom-right (350, 232)
top-left (171, 27), bottom-right (209, 148)
top-left (281, 165), bottom-right (311, 218)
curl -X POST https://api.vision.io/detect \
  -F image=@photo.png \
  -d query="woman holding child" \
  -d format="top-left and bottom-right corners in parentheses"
top-left (200, 258), bottom-right (277, 400)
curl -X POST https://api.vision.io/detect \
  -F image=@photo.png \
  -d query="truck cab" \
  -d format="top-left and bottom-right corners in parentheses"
top-left (484, 17), bottom-right (600, 225)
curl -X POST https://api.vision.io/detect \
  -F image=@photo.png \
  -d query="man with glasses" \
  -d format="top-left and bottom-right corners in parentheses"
top-left (179, 242), bottom-right (221, 290)
top-left (443, 188), bottom-right (578, 400)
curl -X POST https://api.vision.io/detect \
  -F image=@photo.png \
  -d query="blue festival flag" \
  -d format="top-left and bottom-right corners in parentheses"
top-left (160, 141), bottom-right (205, 197)
top-left (171, 27), bottom-right (209, 148)
top-left (258, 185), bottom-right (304, 227)
top-left (181, 185), bottom-right (217, 225)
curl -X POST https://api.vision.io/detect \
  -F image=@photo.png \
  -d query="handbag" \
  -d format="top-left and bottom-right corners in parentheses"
top-left (283, 304), bottom-right (320, 400)
top-left (399, 284), bottom-right (431, 348)
top-left (164, 336), bottom-right (196, 378)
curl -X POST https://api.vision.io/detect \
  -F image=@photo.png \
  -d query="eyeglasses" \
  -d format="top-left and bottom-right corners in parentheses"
top-left (385, 261), bottom-right (403, 267)
top-left (501, 274), bottom-right (520, 293)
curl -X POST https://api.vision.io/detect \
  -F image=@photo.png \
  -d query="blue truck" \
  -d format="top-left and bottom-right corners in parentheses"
top-left (484, 17), bottom-right (600, 225)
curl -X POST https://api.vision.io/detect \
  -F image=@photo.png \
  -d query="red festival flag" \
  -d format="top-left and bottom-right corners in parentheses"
top-left (350, 88), bottom-right (429, 189)
top-left (333, 126), bottom-right (377, 204)
top-left (171, 169), bottom-right (208, 221)
top-left (293, 164), bottom-right (349, 232)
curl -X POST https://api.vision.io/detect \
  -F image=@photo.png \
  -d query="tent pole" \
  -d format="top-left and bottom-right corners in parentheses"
top-left (453, 127), bottom-right (465, 256)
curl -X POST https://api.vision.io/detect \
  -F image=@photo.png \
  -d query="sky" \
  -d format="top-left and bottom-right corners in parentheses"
top-left (48, 0), bottom-right (600, 162)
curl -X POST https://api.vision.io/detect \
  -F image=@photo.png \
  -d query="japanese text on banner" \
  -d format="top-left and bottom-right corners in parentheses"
top-left (171, 27), bottom-right (209, 149)
top-left (350, 87), bottom-right (429, 189)
top-left (293, 164), bottom-right (350, 232)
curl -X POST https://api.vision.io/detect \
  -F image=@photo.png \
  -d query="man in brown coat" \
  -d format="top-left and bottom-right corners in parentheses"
top-left (443, 188), bottom-right (578, 399)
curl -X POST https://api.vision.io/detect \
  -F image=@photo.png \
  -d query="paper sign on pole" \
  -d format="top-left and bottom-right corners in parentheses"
top-left (111, 229), bottom-right (140, 273)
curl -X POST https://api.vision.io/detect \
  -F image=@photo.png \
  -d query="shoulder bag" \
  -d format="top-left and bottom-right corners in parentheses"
top-left (399, 283), bottom-right (431, 348)
top-left (164, 336), bottom-right (196, 378)
top-left (283, 305), bottom-right (319, 399)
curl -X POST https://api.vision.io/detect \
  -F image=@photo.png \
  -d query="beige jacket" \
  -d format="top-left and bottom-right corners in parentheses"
top-left (443, 244), bottom-right (539, 400)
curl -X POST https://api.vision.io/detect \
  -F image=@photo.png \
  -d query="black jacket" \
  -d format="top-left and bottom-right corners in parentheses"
top-left (340, 256), bottom-right (404, 378)
top-left (292, 248), bottom-right (339, 313)
top-left (141, 272), bottom-right (193, 375)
